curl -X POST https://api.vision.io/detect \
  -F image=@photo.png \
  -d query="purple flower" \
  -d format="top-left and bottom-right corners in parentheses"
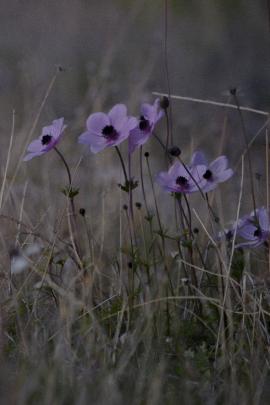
top-left (156, 161), bottom-right (207, 194)
top-left (236, 207), bottom-right (270, 248)
top-left (23, 118), bottom-right (66, 161)
top-left (191, 151), bottom-right (233, 192)
top-left (79, 104), bottom-right (137, 153)
top-left (129, 98), bottom-right (164, 153)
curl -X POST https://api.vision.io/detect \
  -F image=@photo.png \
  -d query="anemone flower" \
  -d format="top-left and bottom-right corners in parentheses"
top-left (129, 98), bottom-right (164, 153)
top-left (236, 207), bottom-right (270, 248)
top-left (79, 104), bottom-right (137, 153)
top-left (23, 118), bottom-right (66, 161)
top-left (191, 151), bottom-right (233, 192)
top-left (156, 161), bottom-right (207, 194)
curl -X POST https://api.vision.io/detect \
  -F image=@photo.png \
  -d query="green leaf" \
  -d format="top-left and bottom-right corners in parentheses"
top-left (61, 186), bottom-right (80, 198)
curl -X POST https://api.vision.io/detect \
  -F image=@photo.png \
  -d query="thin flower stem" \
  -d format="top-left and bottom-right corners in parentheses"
top-left (54, 147), bottom-right (72, 186)
top-left (177, 195), bottom-right (189, 231)
top-left (176, 196), bottom-right (198, 290)
top-left (183, 193), bottom-right (192, 232)
top-left (115, 146), bottom-right (128, 184)
top-left (139, 147), bottom-right (150, 217)
top-left (54, 147), bottom-right (82, 262)
top-left (128, 152), bottom-right (134, 221)
top-left (165, 110), bottom-right (170, 153)
top-left (54, 146), bottom-right (76, 223)
top-left (145, 153), bottom-right (174, 295)
top-left (232, 92), bottom-right (257, 220)
top-left (153, 132), bottom-right (169, 155)
top-left (123, 208), bottom-right (136, 312)
top-left (163, 0), bottom-right (173, 144)
top-left (139, 146), bottom-right (158, 276)
top-left (145, 155), bottom-right (163, 234)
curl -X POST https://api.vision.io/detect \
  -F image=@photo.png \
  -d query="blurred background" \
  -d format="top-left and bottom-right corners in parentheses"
top-left (0, 0), bottom-right (268, 123)
top-left (0, 0), bottom-right (269, 248)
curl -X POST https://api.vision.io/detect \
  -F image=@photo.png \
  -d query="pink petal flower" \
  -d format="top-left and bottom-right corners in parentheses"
top-left (79, 104), bottom-right (137, 154)
top-left (23, 117), bottom-right (66, 161)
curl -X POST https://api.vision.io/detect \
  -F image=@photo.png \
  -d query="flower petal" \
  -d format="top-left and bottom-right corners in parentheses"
top-left (141, 102), bottom-right (155, 122)
top-left (258, 207), bottom-right (269, 231)
top-left (23, 151), bottom-right (45, 161)
top-left (50, 117), bottom-right (65, 138)
top-left (191, 151), bottom-right (207, 166)
top-left (86, 113), bottom-right (109, 134)
top-left (27, 139), bottom-right (43, 153)
top-left (129, 127), bottom-right (150, 153)
top-left (127, 116), bottom-right (138, 131)
top-left (79, 131), bottom-right (107, 153)
top-left (237, 223), bottom-right (257, 241)
top-left (209, 156), bottom-right (228, 174)
top-left (108, 104), bottom-right (127, 126)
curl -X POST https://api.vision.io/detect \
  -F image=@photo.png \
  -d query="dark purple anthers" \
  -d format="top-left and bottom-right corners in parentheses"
top-left (156, 161), bottom-right (207, 194)
top-left (191, 151), bottom-right (233, 192)
top-left (139, 116), bottom-right (150, 131)
top-left (253, 228), bottom-right (262, 238)
top-left (225, 230), bottom-right (233, 241)
top-left (41, 134), bottom-right (53, 145)
top-left (79, 104), bottom-right (137, 153)
top-left (176, 176), bottom-right (188, 187)
top-left (236, 207), bottom-right (270, 248)
top-left (203, 169), bottom-right (213, 180)
top-left (102, 125), bottom-right (118, 140)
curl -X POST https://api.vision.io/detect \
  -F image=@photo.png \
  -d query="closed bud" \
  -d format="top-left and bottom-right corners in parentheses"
top-left (79, 208), bottom-right (86, 217)
top-left (168, 146), bottom-right (181, 157)
top-left (160, 96), bottom-right (169, 110)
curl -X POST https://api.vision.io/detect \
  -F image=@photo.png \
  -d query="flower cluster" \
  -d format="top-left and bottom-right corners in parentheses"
top-left (235, 207), bottom-right (269, 248)
top-left (79, 98), bottom-right (164, 154)
top-left (128, 98), bottom-right (164, 153)
top-left (24, 99), bottom-right (164, 161)
top-left (23, 97), bottom-right (269, 253)
top-left (156, 151), bottom-right (233, 195)
top-left (218, 207), bottom-right (270, 249)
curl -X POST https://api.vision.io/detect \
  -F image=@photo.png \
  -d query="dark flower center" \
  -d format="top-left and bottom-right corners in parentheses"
top-left (102, 125), bottom-right (118, 140)
top-left (176, 176), bottom-right (188, 187)
top-left (41, 134), bottom-right (52, 145)
top-left (226, 230), bottom-right (233, 241)
top-left (203, 169), bottom-right (213, 180)
top-left (139, 116), bottom-right (150, 131)
top-left (254, 227), bottom-right (262, 238)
